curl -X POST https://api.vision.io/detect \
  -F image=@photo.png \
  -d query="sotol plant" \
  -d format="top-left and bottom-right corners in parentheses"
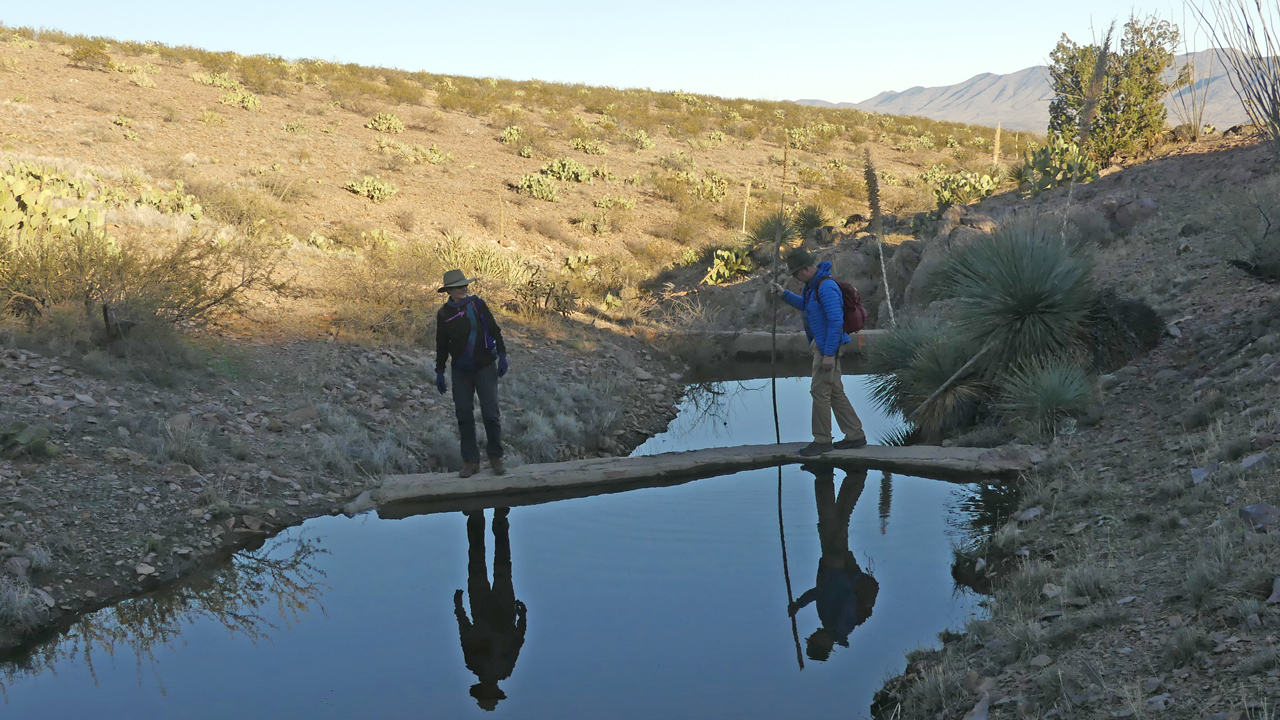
top-left (931, 222), bottom-right (1096, 371)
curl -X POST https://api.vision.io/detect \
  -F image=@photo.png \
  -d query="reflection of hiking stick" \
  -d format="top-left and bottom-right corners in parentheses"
top-left (778, 467), bottom-right (804, 670)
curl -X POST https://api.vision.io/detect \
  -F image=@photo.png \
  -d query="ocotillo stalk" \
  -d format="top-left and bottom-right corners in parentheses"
top-left (742, 180), bottom-right (751, 234)
top-left (992, 123), bottom-right (1001, 167)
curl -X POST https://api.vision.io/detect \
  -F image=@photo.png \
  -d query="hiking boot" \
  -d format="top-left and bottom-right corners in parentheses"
top-left (833, 436), bottom-right (868, 450)
top-left (460, 462), bottom-right (480, 478)
top-left (489, 456), bottom-right (506, 476)
top-left (798, 442), bottom-right (833, 457)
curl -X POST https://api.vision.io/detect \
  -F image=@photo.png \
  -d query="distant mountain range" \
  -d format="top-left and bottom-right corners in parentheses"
top-left (797, 50), bottom-right (1250, 133)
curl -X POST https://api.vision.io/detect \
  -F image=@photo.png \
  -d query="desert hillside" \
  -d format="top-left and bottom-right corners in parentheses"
top-left (0, 25), bottom-right (1038, 341)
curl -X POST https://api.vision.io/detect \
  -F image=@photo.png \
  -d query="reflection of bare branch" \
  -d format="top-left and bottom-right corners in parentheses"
top-left (675, 380), bottom-right (771, 438)
top-left (0, 534), bottom-right (328, 695)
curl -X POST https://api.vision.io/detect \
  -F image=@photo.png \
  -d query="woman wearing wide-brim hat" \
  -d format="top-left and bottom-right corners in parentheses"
top-left (435, 268), bottom-right (509, 477)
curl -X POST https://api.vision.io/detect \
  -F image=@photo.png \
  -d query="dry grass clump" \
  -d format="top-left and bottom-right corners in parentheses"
top-left (0, 576), bottom-right (47, 633)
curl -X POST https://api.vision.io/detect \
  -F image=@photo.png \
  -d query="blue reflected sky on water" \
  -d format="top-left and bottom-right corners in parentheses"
top-left (1, 377), bottom-right (982, 719)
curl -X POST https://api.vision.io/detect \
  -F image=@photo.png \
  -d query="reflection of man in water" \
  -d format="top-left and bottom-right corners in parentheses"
top-left (787, 465), bottom-right (879, 661)
top-left (454, 508), bottom-right (526, 711)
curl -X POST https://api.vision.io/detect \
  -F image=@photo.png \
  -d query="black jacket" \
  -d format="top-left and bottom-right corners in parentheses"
top-left (435, 296), bottom-right (506, 373)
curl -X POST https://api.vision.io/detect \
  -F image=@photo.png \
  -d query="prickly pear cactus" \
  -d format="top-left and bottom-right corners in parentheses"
top-left (0, 422), bottom-right (57, 459)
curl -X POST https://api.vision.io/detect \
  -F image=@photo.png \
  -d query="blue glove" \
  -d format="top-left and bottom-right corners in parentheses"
top-left (498, 353), bottom-right (509, 378)
top-left (435, 371), bottom-right (448, 395)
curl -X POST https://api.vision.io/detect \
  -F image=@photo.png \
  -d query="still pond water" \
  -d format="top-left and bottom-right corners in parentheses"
top-left (1, 376), bottom-right (1005, 719)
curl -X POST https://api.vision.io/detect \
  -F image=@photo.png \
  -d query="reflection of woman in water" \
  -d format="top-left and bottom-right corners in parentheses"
top-left (787, 465), bottom-right (879, 661)
top-left (454, 508), bottom-right (527, 711)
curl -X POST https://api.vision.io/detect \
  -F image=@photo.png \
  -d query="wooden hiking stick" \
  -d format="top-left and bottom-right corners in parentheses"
top-left (770, 141), bottom-right (803, 669)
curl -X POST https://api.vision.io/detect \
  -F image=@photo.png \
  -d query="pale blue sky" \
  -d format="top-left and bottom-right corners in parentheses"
top-left (2, 2), bottom-right (1196, 103)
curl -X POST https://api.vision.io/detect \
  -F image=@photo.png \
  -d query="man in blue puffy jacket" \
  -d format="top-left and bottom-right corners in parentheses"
top-left (770, 249), bottom-right (866, 456)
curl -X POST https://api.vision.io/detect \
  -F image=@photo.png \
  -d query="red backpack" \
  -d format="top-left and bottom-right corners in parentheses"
top-left (819, 277), bottom-right (868, 334)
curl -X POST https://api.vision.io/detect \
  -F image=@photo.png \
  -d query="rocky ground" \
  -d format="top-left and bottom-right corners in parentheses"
top-left (0, 311), bottom-right (686, 652)
top-left (867, 135), bottom-right (1280, 719)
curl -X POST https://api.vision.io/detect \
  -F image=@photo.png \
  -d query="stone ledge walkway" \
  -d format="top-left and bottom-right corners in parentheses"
top-left (343, 443), bottom-right (1040, 519)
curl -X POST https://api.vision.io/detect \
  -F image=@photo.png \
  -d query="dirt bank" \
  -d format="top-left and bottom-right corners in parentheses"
top-left (0, 313), bottom-right (687, 653)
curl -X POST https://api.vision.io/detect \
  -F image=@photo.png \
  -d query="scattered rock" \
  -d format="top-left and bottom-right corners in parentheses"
top-left (1042, 583), bottom-right (1062, 599)
top-left (962, 692), bottom-right (990, 720)
top-left (32, 587), bottom-right (55, 608)
top-left (634, 368), bottom-right (653, 381)
top-left (242, 515), bottom-right (263, 531)
top-left (1144, 677), bottom-right (1162, 694)
top-left (1265, 577), bottom-right (1280, 605)
top-left (134, 563), bottom-right (156, 576)
top-left (3, 556), bottom-right (31, 578)
top-left (1191, 463), bottom-right (1219, 485)
top-left (286, 406), bottom-right (319, 423)
top-left (1115, 198), bottom-right (1160, 229)
top-left (1014, 507), bottom-right (1043, 523)
top-left (104, 447), bottom-right (147, 466)
top-left (1241, 452), bottom-right (1273, 470)
top-left (1146, 693), bottom-right (1172, 712)
top-left (1029, 654), bottom-right (1053, 668)
top-left (1117, 596), bottom-right (1137, 605)
top-left (1240, 503), bottom-right (1280, 532)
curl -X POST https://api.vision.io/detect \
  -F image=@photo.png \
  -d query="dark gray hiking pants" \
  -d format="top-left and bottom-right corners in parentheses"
top-left (453, 363), bottom-right (503, 463)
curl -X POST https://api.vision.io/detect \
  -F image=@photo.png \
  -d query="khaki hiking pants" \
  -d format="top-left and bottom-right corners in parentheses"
top-left (810, 343), bottom-right (864, 445)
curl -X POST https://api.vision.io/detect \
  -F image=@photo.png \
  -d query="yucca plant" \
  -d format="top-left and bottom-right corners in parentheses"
top-left (794, 204), bottom-right (828, 238)
top-left (997, 359), bottom-right (1096, 437)
top-left (931, 222), bottom-right (1095, 373)
top-left (865, 318), bottom-right (986, 437)
top-left (748, 211), bottom-right (797, 246)
top-left (747, 211), bottom-right (797, 269)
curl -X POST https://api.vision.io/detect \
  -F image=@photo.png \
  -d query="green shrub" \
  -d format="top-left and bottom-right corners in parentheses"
top-left (624, 129), bottom-right (655, 150)
top-left (344, 176), bottom-right (398, 202)
top-left (594, 196), bottom-right (636, 210)
top-left (659, 150), bottom-right (697, 172)
top-left (499, 125), bottom-right (522, 145)
top-left (366, 113), bottom-right (405, 134)
top-left (998, 360), bottom-right (1097, 436)
top-left (702, 247), bottom-right (753, 285)
top-left (284, 121), bottom-right (308, 133)
top-left (199, 111), bottom-right (225, 125)
top-left (219, 90), bottom-right (260, 111)
top-left (1049, 16), bottom-right (1181, 163)
top-left (571, 138), bottom-right (607, 155)
top-left (517, 174), bottom-right (559, 202)
top-left (191, 71), bottom-right (240, 90)
top-left (67, 43), bottom-right (112, 71)
top-left (542, 158), bottom-right (592, 183)
top-left (932, 222), bottom-right (1095, 370)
